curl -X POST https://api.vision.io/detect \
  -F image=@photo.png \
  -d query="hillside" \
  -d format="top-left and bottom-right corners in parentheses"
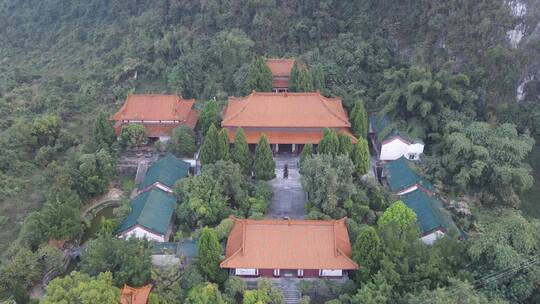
top-left (1, 0), bottom-right (540, 303)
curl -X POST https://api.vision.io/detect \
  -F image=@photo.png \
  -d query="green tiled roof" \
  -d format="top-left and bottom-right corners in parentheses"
top-left (116, 188), bottom-right (176, 236)
top-left (401, 189), bottom-right (455, 234)
top-left (383, 157), bottom-right (433, 193)
top-left (177, 239), bottom-right (198, 260)
top-left (152, 239), bottom-right (198, 260)
top-left (139, 154), bottom-right (190, 190)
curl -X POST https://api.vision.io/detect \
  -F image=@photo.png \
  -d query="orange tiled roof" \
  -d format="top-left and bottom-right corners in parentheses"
top-left (120, 284), bottom-right (152, 304)
top-left (225, 129), bottom-right (357, 144)
top-left (221, 92), bottom-right (351, 128)
top-left (220, 217), bottom-right (358, 270)
top-left (265, 58), bottom-right (295, 77)
top-left (111, 94), bottom-right (196, 122)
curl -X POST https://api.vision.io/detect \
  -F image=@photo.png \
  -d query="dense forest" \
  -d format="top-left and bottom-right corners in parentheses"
top-left (1, 0), bottom-right (540, 303)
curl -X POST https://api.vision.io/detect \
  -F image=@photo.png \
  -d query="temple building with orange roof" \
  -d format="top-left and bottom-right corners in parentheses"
top-left (120, 284), bottom-right (152, 304)
top-left (265, 58), bottom-right (295, 92)
top-left (111, 94), bottom-right (198, 142)
top-left (221, 91), bottom-right (357, 154)
top-left (220, 217), bottom-right (358, 278)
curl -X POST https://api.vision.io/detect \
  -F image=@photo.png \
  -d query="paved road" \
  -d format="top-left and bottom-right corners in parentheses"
top-left (266, 155), bottom-right (306, 219)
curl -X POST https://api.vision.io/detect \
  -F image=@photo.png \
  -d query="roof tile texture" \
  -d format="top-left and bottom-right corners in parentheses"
top-left (221, 92), bottom-right (351, 128)
top-left (265, 58), bottom-right (295, 77)
top-left (139, 154), bottom-right (190, 190)
top-left (112, 94), bottom-right (196, 121)
top-left (116, 188), bottom-right (176, 236)
top-left (220, 217), bottom-right (358, 270)
top-left (120, 284), bottom-right (152, 304)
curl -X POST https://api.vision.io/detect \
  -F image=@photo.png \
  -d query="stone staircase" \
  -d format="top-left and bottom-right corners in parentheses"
top-left (276, 279), bottom-right (301, 304)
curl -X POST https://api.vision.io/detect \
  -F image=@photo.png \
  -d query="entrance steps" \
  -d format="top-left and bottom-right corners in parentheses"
top-left (276, 279), bottom-right (301, 304)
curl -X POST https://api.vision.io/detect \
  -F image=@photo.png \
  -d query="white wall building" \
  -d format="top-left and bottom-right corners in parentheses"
top-left (380, 135), bottom-right (424, 161)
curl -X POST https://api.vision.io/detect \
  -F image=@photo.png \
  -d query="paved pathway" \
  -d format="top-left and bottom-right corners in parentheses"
top-left (81, 187), bottom-right (124, 216)
top-left (266, 155), bottom-right (306, 219)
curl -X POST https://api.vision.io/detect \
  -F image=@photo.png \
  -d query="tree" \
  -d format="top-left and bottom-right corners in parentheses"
top-left (337, 133), bottom-right (352, 155)
top-left (175, 160), bottom-right (253, 227)
top-left (301, 155), bottom-right (356, 218)
top-left (80, 236), bottom-right (152, 286)
top-left (202, 161), bottom-right (249, 211)
top-left (351, 272), bottom-right (392, 304)
top-left (299, 143), bottom-right (313, 166)
top-left (120, 124), bottom-right (147, 147)
top-left (243, 289), bottom-right (271, 304)
top-left (311, 63), bottom-right (326, 92)
top-left (0, 244), bottom-right (41, 292)
top-left (431, 120), bottom-right (534, 207)
top-left (198, 227), bottom-right (226, 284)
top-left (468, 210), bottom-right (540, 301)
top-left (378, 201), bottom-right (417, 235)
top-left (197, 100), bottom-right (222, 135)
top-left (244, 57), bottom-right (272, 93)
top-left (43, 271), bottom-right (119, 304)
top-left (151, 263), bottom-right (184, 304)
top-left (168, 126), bottom-right (196, 157)
top-left (350, 138), bottom-right (370, 176)
top-left (68, 149), bottom-right (115, 200)
top-left (218, 128), bottom-right (230, 161)
top-left (231, 127), bottom-right (252, 175)
top-left (224, 277), bottom-right (247, 303)
top-left (185, 283), bottom-right (226, 304)
top-left (175, 174), bottom-right (229, 227)
top-left (352, 227), bottom-right (382, 283)
top-left (407, 279), bottom-right (507, 304)
top-left (200, 124), bottom-right (220, 165)
top-left (253, 134), bottom-right (275, 180)
top-left (93, 112), bottom-right (117, 151)
top-left (318, 129), bottom-right (340, 156)
top-left (31, 115), bottom-right (61, 147)
top-left (37, 188), bottom-right (82, 240)
top-left (242, 279), bottom-right (283, 304)
top-left (350, 101), bottom-right (368, 139)
top-left (289, 61), bottom-right (314, 92)
top-left (377, 65), bottom-right (478, 138)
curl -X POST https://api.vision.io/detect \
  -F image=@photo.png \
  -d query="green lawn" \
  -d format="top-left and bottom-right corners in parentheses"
top-left (520, 144), bottom-right (540, 219)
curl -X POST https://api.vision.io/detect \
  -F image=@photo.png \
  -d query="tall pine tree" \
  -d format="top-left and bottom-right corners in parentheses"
top-left (318, 128), bottom-right (340, 156)
top-left (253, 134), bottom-right (275, 180)
top-left (217, 128), bottom-right (230, 161)
top-left (197, 101), bottom-right (221, 136)
top-left (244, 57), bottom-right (272, 93)
top-left (312, 63), bottom-right (326, 93)
top-left (351, 101), bottom-right (368, 139)
top-left (352, 227), bottom-right (382, 284)
top-left (351, 137), bottom-right (370, 176)
top-left (231, 127), bottom-right (252, 175)
top-left (200, 124), bottom-right (219, 165)
top-left (289, 61), bottom-right (314, 92)
top-left (197, 227), bottom-right (226, 284)
top-left (299, 143), bottom-right (313, 166)
top-left (93, 112), bottom-right (116, 152)
top-left (338, 133), bottom-right (353, 155)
